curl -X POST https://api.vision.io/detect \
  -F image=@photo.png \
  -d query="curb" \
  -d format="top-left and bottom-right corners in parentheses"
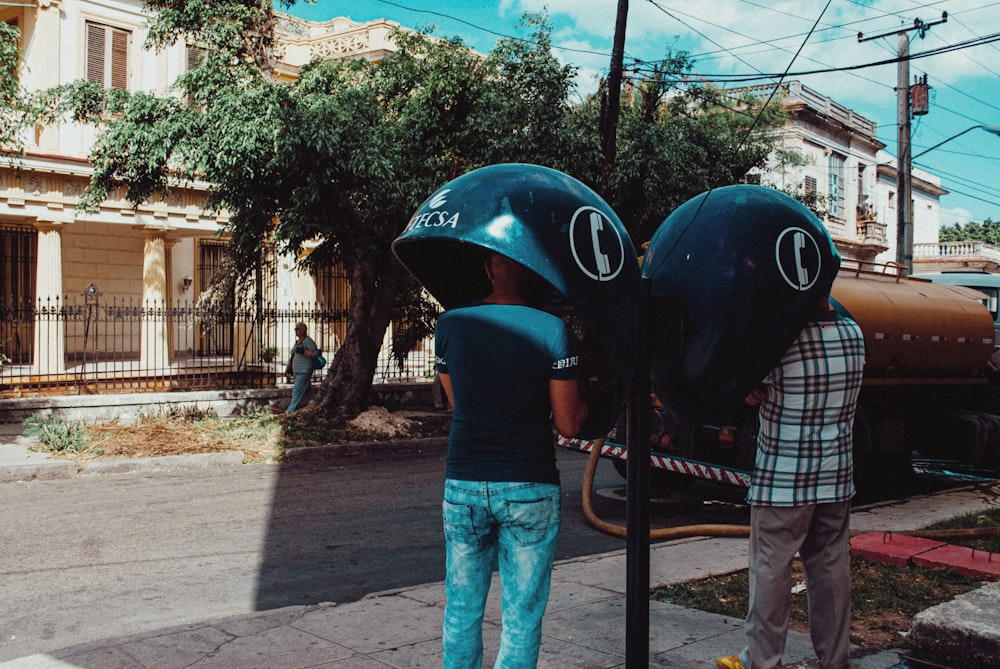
top-left (0, 438), bottom-right (450, 485)
top-left (283, 437), bottom-right (449, 461)
top-left (78, 451), bottom-right (247, 476)
top-left (0, 461), bottom-right (79, 484)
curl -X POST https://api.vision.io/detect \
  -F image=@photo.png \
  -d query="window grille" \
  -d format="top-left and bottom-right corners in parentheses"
top-left (0, 225), bottom-right (36, 364)
top-left (197, 240), bottom-right (233, 356)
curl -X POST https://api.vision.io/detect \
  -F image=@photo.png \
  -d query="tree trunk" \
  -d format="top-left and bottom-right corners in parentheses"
top-left (310, 250), bottom-right (399, 422)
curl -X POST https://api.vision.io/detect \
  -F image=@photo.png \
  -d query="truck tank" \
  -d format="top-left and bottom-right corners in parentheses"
top-left (831, 267), bottom-right (996, 381)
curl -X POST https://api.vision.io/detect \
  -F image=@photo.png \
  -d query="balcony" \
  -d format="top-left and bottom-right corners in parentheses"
top-left (856, 206), bottom-right (888, 252)
top-left (913, 241), bottom-right (1000, 273)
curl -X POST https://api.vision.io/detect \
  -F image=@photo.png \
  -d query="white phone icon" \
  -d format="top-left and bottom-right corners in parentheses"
top-left (590, 212), bottom-right (611, 276)
top-left (793, 231), bottom-right (809, 288)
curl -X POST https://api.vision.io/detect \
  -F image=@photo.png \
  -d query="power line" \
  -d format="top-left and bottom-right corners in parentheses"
top-left (628, 32), bottom-right (1000, 84)
top-left (369, 0), bottom-right (616, 60)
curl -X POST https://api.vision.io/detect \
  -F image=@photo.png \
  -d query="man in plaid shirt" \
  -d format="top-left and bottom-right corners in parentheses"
top-left (718, 296), bottom-right (866, 669)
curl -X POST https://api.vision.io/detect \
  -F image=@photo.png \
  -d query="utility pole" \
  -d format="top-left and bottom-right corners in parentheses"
top-left (601, 0), bottom-right (628, 176)
top-left (859, 13), bottom-right (946, 274)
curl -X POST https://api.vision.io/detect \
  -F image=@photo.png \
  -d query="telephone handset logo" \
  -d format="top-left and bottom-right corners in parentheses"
top-left (775, 227), bottom-right (822, 292)
top-left (570, 206), bottom-right (624, 282)
top-left (793, 231), bottom-right (810, 288)
top-left (590, 212), bottom-right (611, 276)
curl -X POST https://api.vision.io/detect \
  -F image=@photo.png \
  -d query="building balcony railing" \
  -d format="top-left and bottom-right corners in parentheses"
top-left (856, 219), bottom-right (888, 249)
top-left (913, 241), bottom-right (1000, 263)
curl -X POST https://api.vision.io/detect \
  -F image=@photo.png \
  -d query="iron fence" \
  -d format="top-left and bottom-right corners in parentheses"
top-left (0, 295), bottom-right (435, 398)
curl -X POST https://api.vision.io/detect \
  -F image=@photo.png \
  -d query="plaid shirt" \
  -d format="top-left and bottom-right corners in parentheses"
top-left (748, 310), bottom-right (866, 506)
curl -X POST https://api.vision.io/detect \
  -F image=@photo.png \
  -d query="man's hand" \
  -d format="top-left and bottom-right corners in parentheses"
top-left (745, 386), bottom-right (766, 406)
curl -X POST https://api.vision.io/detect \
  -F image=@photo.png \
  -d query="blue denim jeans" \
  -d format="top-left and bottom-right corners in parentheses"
top-left (442, 479), bottom-right (561, 669)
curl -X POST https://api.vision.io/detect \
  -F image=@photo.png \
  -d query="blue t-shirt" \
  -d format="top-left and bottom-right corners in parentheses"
top-left (434, 302), bottom-right (579, 484)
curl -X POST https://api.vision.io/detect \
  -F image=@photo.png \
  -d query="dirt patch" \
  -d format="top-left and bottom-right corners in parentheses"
top-left (788, 561), bottom-right (911, 651)
top-left (655, 556), bottom-right (987, 654)
top-left (348, 406), bottom-right (415, 438)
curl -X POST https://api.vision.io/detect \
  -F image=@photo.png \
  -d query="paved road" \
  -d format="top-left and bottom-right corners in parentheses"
top-left (1, 446), bottom-right (752, 662)
top-left (4, 439), bottom-right (967, 664)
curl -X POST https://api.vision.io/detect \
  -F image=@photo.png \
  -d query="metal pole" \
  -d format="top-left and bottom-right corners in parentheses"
top-left (896, 32), bottom-right (912, 274)
top-left (625, 277), bottom-right (651, 667)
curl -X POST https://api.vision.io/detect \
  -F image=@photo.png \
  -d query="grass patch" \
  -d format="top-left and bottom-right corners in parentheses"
top-left (651, 508), bottom-right (1000, 651)
top-left (27, 408), bottom-right (284, 463)
top-left (25, 406), bottom-right (452, 464)
top-left (922, 508), bottom-right (1000, 554)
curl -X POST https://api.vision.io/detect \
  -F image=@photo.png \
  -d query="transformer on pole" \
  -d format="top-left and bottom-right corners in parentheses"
top-left (858, 13), bottom-right (946, 274)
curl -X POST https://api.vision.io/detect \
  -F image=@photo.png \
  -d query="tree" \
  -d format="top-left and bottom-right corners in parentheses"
top-left (39, 2), bottom-right (782, 423)
top-left (940, 219), bottom-right (1000, 246)
top-left (568, 53), bottom-right (785, 243)
top-left (43, 2), bottom-right (583, 422)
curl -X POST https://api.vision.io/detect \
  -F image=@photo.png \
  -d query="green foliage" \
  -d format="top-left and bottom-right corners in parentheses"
top-left (144, 404), bottom-right (220, 423)
top-left (23, 414), bottom-right (90, 454)
top-left (1, 21), bottom-right (26, 162)
top-left (33, 1), bottom-right (783, 419)
top-left (780, 183), bottom-right (830, 220)
top-left (939, 219), bottom-right (1000, 245)
top-left (573, 55), bottom-right (786, 243)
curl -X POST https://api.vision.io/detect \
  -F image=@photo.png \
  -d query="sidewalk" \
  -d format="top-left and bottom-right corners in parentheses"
top-left (2, 423), bottom-right (999, 668)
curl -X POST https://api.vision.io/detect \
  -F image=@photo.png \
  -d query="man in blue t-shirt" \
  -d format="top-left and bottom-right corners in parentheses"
top-left (435, 251), bottom-right (588, 669)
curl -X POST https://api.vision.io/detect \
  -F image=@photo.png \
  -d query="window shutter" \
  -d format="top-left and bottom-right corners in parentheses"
top-left (186, 44), bottom-right (206, 71)
top-left (110, 27), bottom-right (128, 89)
top-left (804, 175), bottom-right (817, 195)
top-left (85, 22), bottom-right (129, 89)
top-left (86, 23), bottom-right (105, 84)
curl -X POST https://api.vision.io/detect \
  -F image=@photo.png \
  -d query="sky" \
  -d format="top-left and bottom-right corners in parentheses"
top-left (285, 0), bottom-right (1000, 230)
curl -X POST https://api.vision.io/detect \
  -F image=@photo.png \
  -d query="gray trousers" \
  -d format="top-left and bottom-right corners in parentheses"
top-left (741, 501), bottom-right (852, 669)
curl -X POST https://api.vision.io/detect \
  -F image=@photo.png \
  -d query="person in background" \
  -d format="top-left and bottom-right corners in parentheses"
top-left (717, 295), bottom-right (866, 669)
top-left (285, 322), bottom-right (319, 414)
top-left (435, 251), bottom-right (589, 669)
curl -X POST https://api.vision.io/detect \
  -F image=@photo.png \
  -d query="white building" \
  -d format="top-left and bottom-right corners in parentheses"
top-left (741, 80), bottom-right (946, 268)
top-left (0, 0), bottom-right (406, 386)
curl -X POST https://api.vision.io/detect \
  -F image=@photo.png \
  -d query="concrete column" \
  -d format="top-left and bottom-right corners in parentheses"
top-left (32, 221), bottom-right (65, 374)
top-left (31, 0), bottom-right (63, 151)
top-left (140, 229), bottom-right (170, 369)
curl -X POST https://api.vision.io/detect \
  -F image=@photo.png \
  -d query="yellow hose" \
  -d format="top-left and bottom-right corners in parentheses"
top-left (580, 437), bottom-right (1000, 543)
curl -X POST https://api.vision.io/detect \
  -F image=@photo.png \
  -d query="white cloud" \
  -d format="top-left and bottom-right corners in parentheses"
top-left (940, 206), bottom-right (975, 228)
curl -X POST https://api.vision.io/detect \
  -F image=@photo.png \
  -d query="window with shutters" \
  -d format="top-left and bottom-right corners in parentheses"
top-left (186, 43), bottom-right (207, 71)
top-left (804, 175), bottom-right (817, 195)
top-left (183, 43), bottom-right (207, 107)
top-left (86, 22), bottom-right (129, 90)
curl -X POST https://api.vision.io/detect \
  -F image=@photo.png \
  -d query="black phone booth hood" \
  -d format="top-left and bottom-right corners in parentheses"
top-left (641, 184), bottom-right (842, 423)
top-left (392, 164), bottom-right (642, 440)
